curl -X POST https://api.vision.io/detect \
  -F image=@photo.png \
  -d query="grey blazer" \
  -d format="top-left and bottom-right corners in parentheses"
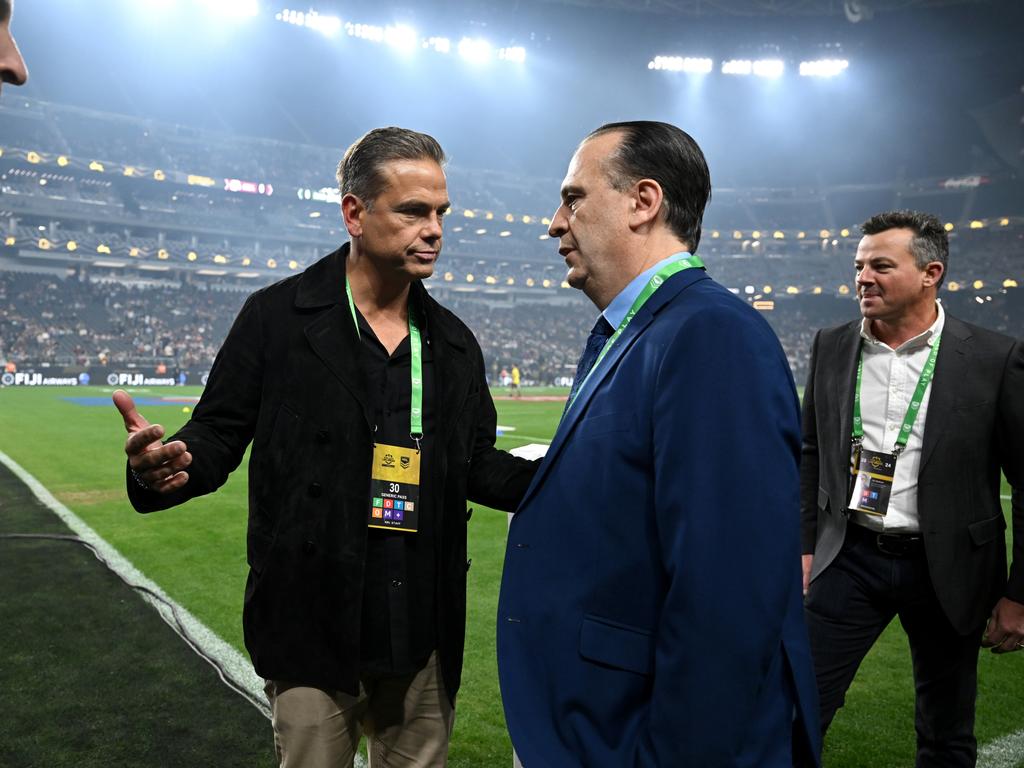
top-left (800, 313), bottom-right (1024, 634)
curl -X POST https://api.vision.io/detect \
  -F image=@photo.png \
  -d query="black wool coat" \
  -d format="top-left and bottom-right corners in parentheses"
top-left (128, 244), bottom-right (537, 701)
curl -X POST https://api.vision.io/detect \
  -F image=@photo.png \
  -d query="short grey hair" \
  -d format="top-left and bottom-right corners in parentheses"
top-left (336, 127), bottom-right (446, 209)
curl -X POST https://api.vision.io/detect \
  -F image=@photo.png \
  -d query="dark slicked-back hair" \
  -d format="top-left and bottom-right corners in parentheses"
top-left (336, 127), bottom-right (446, 209)
top-left (586, 121), bottom-right (711, 253)
top-left (861, 209), bottom-right (949, 287)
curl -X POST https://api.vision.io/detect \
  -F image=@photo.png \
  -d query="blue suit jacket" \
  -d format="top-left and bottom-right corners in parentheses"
top-left (497, 268), bottom-right (821, 767)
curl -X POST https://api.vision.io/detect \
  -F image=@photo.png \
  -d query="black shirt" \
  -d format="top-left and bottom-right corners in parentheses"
top-left (355, 303), bottom-right (437, 678)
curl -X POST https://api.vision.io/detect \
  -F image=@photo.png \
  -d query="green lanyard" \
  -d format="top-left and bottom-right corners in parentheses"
top-left (852, 334), bottom-right (941, 456)
top-left (345, 278), bottom-right (424, 445)
top-left (565, 254), bottom-right (705, 412)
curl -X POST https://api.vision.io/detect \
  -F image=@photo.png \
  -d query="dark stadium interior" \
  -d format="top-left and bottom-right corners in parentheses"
top-left (1, 0), bottom-right (1022, 388)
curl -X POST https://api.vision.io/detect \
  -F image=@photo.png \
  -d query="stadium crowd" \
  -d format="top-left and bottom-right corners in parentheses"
top-left (2, 268), bottom-right (1021, 387)
top-left (0, 271), bottom-right (243, 368)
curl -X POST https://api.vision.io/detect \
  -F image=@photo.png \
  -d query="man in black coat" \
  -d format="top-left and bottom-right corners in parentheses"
top-left (800, 209), bottom-right (1024, 766)
top-left (114, 127), bottom-right (536, 767)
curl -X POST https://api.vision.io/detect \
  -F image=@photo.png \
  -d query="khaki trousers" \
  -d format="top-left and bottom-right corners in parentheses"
top-left (264, 652), bottom-right (454, 768)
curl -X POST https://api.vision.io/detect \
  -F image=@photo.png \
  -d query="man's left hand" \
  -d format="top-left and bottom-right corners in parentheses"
top-left (982, 598), bottom-right (1024, 654)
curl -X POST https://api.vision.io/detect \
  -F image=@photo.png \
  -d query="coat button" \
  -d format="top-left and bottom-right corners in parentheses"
top-left (391, 579), bottom-right (403, 589)
top-left (315, 429), bottom-right (330, 444)
top-left (308, 482), bottom-right (322, 498)
top-left (303, 540), bottom-right (317, 555)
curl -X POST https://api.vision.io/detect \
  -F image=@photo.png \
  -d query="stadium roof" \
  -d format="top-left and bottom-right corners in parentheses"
top-left (527, 0), bottom-right (989, 16)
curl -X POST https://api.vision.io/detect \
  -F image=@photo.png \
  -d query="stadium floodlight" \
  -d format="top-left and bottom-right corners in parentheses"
top-left (346, 22), bottom-right (384, 42)
top-left (648, 56), bottom-right (712, 74)
top-left (385, 24), bottom-right (419, 53)
top-left (752, 59), bottom-right (784, 78)
top-left (498, 46), bottom-right (526, 64)
top-left (424, 36), bottom-right (451, 54)
top-left (282, 8), bottom-right (341, 36)
top-left (799, 59), bottom-right (849, 77)
top-left (721, 59), bottom-right (752, 76)
top-left (309, 12), bottom-right (342, 35)
top-left (458, 37), bottom-right (493, 65)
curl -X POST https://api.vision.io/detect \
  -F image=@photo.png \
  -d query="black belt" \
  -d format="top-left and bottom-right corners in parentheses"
top-left (847, 521), bottom-right (924, 558)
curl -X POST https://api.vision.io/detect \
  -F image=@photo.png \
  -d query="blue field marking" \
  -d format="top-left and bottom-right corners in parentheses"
top-left (63, 396), bottom-right (199, 407)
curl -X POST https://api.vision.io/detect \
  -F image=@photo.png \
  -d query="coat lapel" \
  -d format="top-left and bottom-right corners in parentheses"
top-left (517, 268), bottom-right (707, 512)
top-left (296, 244), bottom-right (371, 422)
top-left (834, 322), bottom-right (862, 460)
top-left (919, 316), bottom-right (971, 474)
top-left (304, 305), bottom-right (372, 421)
top-left (292, 246), bottom-right (472, 440)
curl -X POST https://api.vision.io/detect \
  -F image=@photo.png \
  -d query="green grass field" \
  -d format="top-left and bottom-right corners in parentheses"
top-left (0, 385), bottom-right (1020, 766)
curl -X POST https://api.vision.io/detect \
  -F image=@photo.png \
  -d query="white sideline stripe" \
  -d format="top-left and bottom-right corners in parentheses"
top-left (979, 730), bottom-right (1024, 768)
top-left (0, 449), bottom-right (370, 767)
top-left (1001, 494), bottom-right (1011, 500)
top-left (0, 448), bottom-right (266, 706)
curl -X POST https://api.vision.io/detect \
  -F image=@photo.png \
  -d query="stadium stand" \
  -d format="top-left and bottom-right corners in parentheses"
top-left (2, 97), bottom-right (1022, 386)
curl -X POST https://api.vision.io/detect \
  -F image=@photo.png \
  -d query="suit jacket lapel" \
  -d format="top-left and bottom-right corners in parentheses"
top-left (919, 316), bottom-right (970, 474)
top-left (517, 268), bottom-right (708, 512)
top-left (834, 322), bottom-right (862, 461)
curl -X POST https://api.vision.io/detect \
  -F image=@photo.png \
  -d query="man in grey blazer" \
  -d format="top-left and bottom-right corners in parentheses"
top-left (800, 209), bottom-right (1024, 766)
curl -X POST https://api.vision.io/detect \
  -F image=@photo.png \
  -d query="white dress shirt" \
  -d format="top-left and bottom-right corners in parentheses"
top-left (852, 301), bottom-right (945, 533)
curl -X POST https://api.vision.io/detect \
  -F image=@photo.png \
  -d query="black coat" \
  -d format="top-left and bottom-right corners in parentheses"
top-left (128, 244), bottom-right (537, 701)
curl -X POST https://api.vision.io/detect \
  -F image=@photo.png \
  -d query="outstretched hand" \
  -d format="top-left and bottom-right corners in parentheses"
top-left (113, 389), bottom-right (192, 493)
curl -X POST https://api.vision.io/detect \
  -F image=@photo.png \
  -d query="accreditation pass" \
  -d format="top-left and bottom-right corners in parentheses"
top-left (368, 442), bottom-right (420, 532)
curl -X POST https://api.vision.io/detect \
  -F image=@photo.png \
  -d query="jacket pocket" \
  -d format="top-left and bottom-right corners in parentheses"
top-left (579, 614), bottom-right (654, 676)
top-left (968, 514), bottom-right (1006, 547)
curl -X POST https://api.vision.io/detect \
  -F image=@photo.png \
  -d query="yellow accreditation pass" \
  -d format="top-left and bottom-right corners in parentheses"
top-left (369, 442), bottom-right (421, 532)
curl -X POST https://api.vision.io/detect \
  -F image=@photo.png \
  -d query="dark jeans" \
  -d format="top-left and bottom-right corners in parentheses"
top-left (804, 523), bottom-right (982, 768)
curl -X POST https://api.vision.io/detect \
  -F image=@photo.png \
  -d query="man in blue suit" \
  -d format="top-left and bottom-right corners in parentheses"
top-left (497, 121), bottom-right (821, 767)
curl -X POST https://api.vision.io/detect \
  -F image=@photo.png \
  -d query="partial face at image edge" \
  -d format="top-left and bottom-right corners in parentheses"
top-left (0, 0), bottom-right (28, 97)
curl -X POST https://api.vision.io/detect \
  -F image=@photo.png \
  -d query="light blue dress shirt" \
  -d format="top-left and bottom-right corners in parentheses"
top-left (602, 251), bottom-right (693, 328)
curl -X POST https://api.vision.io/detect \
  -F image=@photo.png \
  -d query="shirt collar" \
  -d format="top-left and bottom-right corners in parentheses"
top-left (860, 300), bottom-right (945, 351)
top-left (602, 251), bottom-right (691, 329)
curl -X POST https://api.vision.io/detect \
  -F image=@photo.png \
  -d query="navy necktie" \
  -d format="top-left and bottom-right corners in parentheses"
top-left (565, 316), bottom-right (614, 413)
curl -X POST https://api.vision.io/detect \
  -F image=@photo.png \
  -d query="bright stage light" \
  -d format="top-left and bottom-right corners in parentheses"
top-left (721, 59), bottom-right (752, 76)
top-left (752, 59), bottom-right (784, 78)
top-left (346, 21), bottom-right (384, 42)
top-left (499, 46), bottom-right (526, 63)
top-left (799, 59), bottom-right (849, 77)
top-left (424, 36), bottom-right (451, 54)
top-left (458, 37), bottom-right (493, 65)
top-left (277, 9), bottom-right (341, 35)
top-left (385, 24), bottom-right (419, 52)
top-left (648, 56), bottom-right (712, 74)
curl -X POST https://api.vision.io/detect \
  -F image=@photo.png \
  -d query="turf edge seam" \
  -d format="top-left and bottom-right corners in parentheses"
top-left (0, 448), bottom-right (375, 768)
top-left (0, 448), bottom-right (269, 718)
